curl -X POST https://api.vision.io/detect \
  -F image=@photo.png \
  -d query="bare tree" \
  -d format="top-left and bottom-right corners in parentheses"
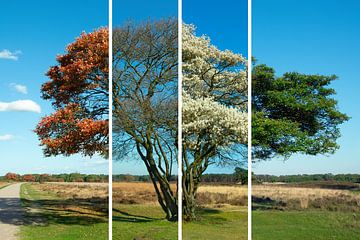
top-left (113, 19), bottom-right (178, 221)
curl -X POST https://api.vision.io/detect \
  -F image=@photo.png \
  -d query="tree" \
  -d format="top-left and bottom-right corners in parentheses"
top-left (182, 24), bottom-right (248, 220)
top-left (69, 173), bottom-right (84, 182)
top-left (113, 19), bottom-right (178, 221)
top-left (38, 174), bottom-right (49, 183)
top-left (23, 174), bottom-right (36, 182)
top-left (35, 28), bottom-right (109, 157)
top-left (234, 167), bottom-right (248, 185)
top-left (252, 64), bottom-right (349, 160)
top-left (5, 172), bottom-right (19, 181)
top-left (85, 174), bottom-right (100, 182)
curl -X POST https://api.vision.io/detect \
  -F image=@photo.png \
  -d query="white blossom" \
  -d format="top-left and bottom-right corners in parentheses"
top-left (182, 24), bottom-right (248, 155)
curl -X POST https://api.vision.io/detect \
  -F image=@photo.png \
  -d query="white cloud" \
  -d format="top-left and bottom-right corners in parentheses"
top-left (0, 100), bottom-right (41, 113)
top-left (10, 83), bottom-right (28, 94)
top-left (0, 134), bottom-right (14, 141)
top-left (0, 49), bottom-right (21, 60)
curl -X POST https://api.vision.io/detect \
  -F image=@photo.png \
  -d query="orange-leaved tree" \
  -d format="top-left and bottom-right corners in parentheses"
top-left (23, 174), bottom-right (36, 182)
top-left (5, 172), bottom-right (19, 181)
top-left (35, 28), bottom-right (109, 157)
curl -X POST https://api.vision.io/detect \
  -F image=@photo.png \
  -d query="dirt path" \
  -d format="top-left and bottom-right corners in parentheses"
top-left (0, 183), bottom-right (24, 240)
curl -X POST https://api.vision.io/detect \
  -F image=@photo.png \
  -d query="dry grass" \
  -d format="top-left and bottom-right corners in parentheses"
top-left (113, 182), bottom-right (176, 204)
top-left (23, 182), bottom-right (109, 219)
top-left (252, 184), bottom-right (360, 211)
top-left (35, 182), bottom-right (108, 199)
top-left (112, 182), bottom-right (248, 206)
top-left (197, 184), bottom-right (248, 206)
top-left (0, 182), bottom-right (9, 189)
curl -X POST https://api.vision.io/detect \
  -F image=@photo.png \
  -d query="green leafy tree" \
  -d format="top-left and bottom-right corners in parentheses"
top-left (234, 167), bottom-right (248, 184)
top-left (252, 64), bottom-right (349, 160)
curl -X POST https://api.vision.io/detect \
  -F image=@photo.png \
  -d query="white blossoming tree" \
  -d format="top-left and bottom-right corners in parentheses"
top-left (182, 24), bottom-right (248, 220)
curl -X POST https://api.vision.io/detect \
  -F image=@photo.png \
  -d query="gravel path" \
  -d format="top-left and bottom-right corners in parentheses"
top-left (0, 183), bottom-right (24, 240)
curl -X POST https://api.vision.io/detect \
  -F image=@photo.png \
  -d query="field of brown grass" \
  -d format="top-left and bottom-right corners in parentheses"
top-left (112, 182), bottom-right (176, 204)
top-left (113, 182), bottom-right (248, 206)
top-left (0, 182), bottom-right (10, 189)
top-left (252, 183), bottom-right (360, 211)
top-left (35, 182), bottom-right (108, 199)
top-left (24, 182), bottom-right (109, 219)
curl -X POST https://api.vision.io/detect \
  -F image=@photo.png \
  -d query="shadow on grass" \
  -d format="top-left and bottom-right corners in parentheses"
top-left (112, 208), bottom-right (163, 223)
top-left (20, 197), bottom-right (108, 226)
top-left (192, 207), bottom-right (228, 223)
top-left (196, 207), bottom-right (221, 215)
top-left (252, 196), bottom-right (286, 211)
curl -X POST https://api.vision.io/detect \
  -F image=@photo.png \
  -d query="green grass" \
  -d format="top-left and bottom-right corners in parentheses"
top-left (113, 204), bottom-right (247, 240)
top-left (20, 183), bottom-right (108, 240)
top-left (112, 204), bottom-right (178, 240)
top-left (183, 206), bottom-right (248, 240)
top-left (252, 210), bottom-right (360, 240)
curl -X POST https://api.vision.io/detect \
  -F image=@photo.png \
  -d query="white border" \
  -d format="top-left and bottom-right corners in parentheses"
top-left (177, 0), bottom-right (183, 238)
top-left (247, 0), bottom-right (252, 239)
top-left (108, 0), bottom-right (113, 239)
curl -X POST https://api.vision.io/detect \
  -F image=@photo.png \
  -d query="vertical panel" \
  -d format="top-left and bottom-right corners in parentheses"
top-left (0, 0), bottom-right (109, 239)
top-left (252, 0), bottom-right (355, 239)
top-left (182, 0), bottom-right (249, 239)
top-left (112, 0), bottom-right (179, 239)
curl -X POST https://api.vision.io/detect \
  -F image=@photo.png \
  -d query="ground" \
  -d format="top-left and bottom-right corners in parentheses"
top-left (112, 182), bottom-right (248, 240)
top-left (183, 205), bottom-right (247, 240)
top-left (0, 183), bottom-right (23, 240)
top-left (252, 182), bottom-right (360, 240)
top-left (20, 182), bottom-right (108, 240)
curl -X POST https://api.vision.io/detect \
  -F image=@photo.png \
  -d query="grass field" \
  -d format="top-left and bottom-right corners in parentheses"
top-left (112, 182), bottom-right (248, 240)
top-left (20, 182), bottom-right (108, 240)
top-left (252, 182), bottom-right (360, 240)
top-left (183, 206), bottom-right (247, 240)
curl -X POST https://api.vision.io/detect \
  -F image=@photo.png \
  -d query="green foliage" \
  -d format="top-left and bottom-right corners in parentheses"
top-left (252, 64), bottom-right (349, 160)
top-left (254, 173), bottom-right (360, 184)
top-left (112, 174), bottom-right (177, 182)
top-left (112, 168), bottom-right (248, 184)
top-left (1, 173), bottom-right (108, 183)
top-left (234, 167), bottom-right (248, 184)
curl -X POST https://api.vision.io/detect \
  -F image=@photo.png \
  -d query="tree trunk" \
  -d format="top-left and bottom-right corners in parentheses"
top-left (141, 148), bottom-right (178, 221)
top-left (182, 168), bottom-right (200, 221)
top-left (183, 190), bottom-right (197, 221)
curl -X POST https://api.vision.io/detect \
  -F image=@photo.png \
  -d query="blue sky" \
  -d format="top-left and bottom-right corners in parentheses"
top-left (113, 0), bottom-right (248, 175)
top-left (183, 0), bottom-right (248, 57)
top-left (184, 0), bottom-right (248, 174)
top-left (253, 0), bottom-right (360, 175)
top-left (0, 0), bottom-right (108, 175)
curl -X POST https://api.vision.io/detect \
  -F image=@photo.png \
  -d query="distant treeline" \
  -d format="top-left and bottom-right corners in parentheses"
top-left (254, 174), bottom-right (360, 183)
top-left (114, 172), bottom-right (360, 184)
top-left (113, 174), bottom-right (177, 182)
top-left (1, 172), bottom-right (108, 183)
top-left (114, 167), bottom-right (248, 184)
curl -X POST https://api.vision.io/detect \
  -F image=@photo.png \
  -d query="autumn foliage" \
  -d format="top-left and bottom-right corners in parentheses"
top-left (5, 172), bottom-right (19, 181)
top-left (23, 174), bottom-right (36, 182)
top-left (35, 28), bottom-right (109, 157)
